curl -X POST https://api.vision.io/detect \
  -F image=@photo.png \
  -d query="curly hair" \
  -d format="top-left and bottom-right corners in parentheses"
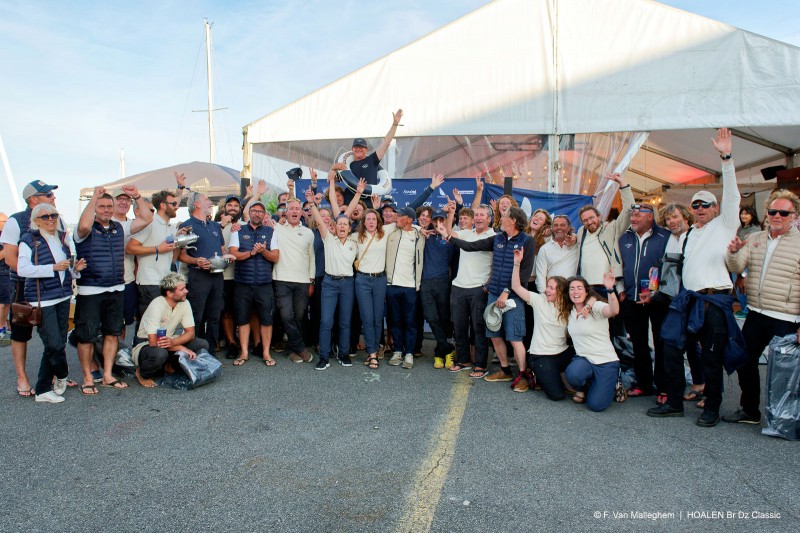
top-left (658, 203), bottom-right (693, 227)
top-left (527, 208), bottom-right (552, 249)
top-left (764, 189), bottom-right (800, 216)
top-left (492, 195), bottom-right (518, 228)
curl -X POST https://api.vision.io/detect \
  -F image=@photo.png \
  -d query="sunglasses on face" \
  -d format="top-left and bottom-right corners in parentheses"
top-left (767, 209), bottom-right (796, 217)
top-left (166, 201), bottom-right (179, 207)
top-left (691, 201), bottom-right (714, 209)
top-left (35, 192), bottom-right (55, 199)
top-left (38, 213), bottom-right (59, 221)
top-left (303, 207), bottom-right (311, 212)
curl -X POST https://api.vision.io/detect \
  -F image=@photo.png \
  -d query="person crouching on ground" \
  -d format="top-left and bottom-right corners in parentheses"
top-left (564, 274), bottom-right (621, 411)
top-left (132, 273), bottom-right (209, 388)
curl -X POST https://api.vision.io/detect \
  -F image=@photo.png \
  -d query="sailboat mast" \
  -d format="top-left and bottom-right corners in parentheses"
top-left (205, 21), bottom-right (215, 163)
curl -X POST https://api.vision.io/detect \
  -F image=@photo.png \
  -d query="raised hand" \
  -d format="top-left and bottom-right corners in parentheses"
top-left (728, 236), bottom-right (746, 253)
top-left (331, 162), bottom-right (347, 172)
top-left (712, 128), bottom-right (732, 155)
top-left (256, 179), bottom-right (267, 196)
top-left (603, 271), bottom-right (615, 290)
top-left (392, 109), bottom-right (403, 126)
top-left (371, 194), bottom-right (380, 209)
top-left (356, 178), bottom-right (367, 194)
top-left (121, 184), bottom-right (139, 198)
top-left (246, 184), bottom-right (253, 197)
top-left (489, 198), bottom-right (497, 212)
top-left (452, 188), bottom-right (464, 205)
top-left (430, 174), bottom-right (444, 189)
top-left (309, 167), bottom-right (318, 181)
top-left (92, 186), bottom-right (106, 200)
top-left (305, 187), bottom-right (314, 202)
top-left (475, 177), bottom-right (484, 191)
top-left (174, 171), bottom-right (186, 188)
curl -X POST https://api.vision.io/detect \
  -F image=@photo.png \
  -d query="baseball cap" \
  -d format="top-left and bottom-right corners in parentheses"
top-left (110, 188), bottom-right (130, 198)
top-left (22, 180), bottom-right (59, 200)
top-left (381, 195), bottom-right (395, 204)
top-left (382, 203), bottom-right (398, 212)
top-left (432, 209), bottom-right (446, 219)
top-left (250, 201), bottom-right (266, 211)
top-left (691, 191), bottom-right (717, 204)
top-left (397, 206), bottom-right (416, 219)
top-left (352, 138), bottom-right (368, 148)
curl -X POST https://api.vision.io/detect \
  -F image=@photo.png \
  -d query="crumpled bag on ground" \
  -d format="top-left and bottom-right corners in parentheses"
top-left (762, 334), bottom-right (800, 441)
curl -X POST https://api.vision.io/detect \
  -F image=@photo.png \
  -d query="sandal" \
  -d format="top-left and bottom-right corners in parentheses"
top-left (81, 385), bottom-right (99, 395)
top-left (448, 362), bottom-right (472, 373)
top-left (573, 391), bottom-right (586, 404)
top-left (469, 367), bottom-right (488, 379)
top-left (232, 358), bottom-right (248, 366)
top-left (365, 357), bottom-right (379, 369)
top-left (263, 357), bottom-right (276, 367)
top-left (696, 398), bottom-right (706, 409)
top-left (683, 390), bottom-right (705, 402)
top-left (17, 387), bottom-right (35, 398)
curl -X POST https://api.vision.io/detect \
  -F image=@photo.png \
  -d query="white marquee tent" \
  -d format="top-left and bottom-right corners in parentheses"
top-left (242, 0), bottom-right (800, 210)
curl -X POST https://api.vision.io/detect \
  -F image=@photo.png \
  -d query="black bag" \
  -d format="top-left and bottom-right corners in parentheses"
top-left (10, 241), bottom-right (42, 327)
top-left (762, 334), bottom-right (800, 440)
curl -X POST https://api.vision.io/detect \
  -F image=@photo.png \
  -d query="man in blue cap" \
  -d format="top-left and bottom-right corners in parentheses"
top-left (332, 109), bottom-right (403, 202)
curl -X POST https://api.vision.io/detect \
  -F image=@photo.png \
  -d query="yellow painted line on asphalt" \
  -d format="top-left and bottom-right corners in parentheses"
top-left (396, 374), bottom-right (472, 533)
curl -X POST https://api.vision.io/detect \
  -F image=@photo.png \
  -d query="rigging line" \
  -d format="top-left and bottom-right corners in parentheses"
top-left (173, 26), bottom-right (207, 160)
top-left (211, 57), bottom-right (236, 168)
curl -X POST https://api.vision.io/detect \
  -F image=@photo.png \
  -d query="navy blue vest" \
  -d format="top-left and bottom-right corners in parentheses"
top-left (7, 208), bottom-right (33, 281)
top-left (487, 231), bottom-right (531, 296)
top-left (19, 230), bottom-right (73, 303)
top-left (75, 220), bottom-right (125, 287)
top-left (234, 223), bottom-right (275, 285)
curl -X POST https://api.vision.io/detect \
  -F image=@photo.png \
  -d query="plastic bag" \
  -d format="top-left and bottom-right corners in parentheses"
top-left (178, 349), bottom-right (223, 389)
top-left (114, 347), bottom-right (136, 372)
top-left (762, 334), bottom-right (800, 441)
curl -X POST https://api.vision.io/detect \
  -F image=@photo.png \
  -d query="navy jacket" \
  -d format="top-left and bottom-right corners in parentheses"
top-left (75, 220), bottom-right (125, 287)
top-left (19, 230), bottom-right (73, 303)
top-left (619, 224), bottom-right (670, 300)
top-left (661, 289), bottom-right (746, 374)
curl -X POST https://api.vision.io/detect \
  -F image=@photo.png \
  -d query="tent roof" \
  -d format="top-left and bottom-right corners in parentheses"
top-left (243, 0), bottom-right (800, 192)
top-left (79, 161), bottom-right (241, 200)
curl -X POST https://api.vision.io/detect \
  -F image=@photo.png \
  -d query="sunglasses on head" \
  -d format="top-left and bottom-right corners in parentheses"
top-left (630, 204), bottom-right (653, 213)
top-left (767, 209), bottom-right (796, 217)
top-left (691, 201), bottom-right (714, 209)
top-left (38, 213), bottom-right (59, 221)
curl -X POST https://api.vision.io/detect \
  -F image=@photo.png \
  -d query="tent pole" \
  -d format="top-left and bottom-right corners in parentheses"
top-left (241, 127), bottom-right (252, 198)
top-left (548, 0), bottom-right (560, 195)
top-left (0, 132), bottom-right (22, 212)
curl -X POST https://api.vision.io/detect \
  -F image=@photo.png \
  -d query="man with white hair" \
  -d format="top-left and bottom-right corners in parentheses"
top-left (178, 191), bottom-right (231, 356)
top-left (724, 189), bottom-right (800, 425)
top-left (648, 128), bottom-right (741, 427)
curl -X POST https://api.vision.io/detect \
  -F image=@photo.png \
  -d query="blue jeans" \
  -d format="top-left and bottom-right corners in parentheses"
top-left (355, 273), bottom-right (387, 355)
top-left (565, 356), bottom-right (620, 412)
top-left (386, 285), bottom-right (417, 354)
top-left (319, 275), bottom-right (355, 360)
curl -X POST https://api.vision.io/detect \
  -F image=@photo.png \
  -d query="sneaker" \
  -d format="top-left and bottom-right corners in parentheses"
top-left (376, 344), bottom-right (386, 360)
top-left (91, 370), bottom-right (103, 383)
top-left (388, 352), bottom-right (403, 366)
top-left (315, 359), bottom-right (330, 371)
top-left (53, 378), bottom-right (68, 396)
top-left (288, 353), bottom-right (304, 364)
top-left (511, 375), bottom-right (529, 393)
top-left (697, 411), bottom-right (721, 427)
top-left (722, 409), bottom-right (761, 425)
top-left (433, 357), bottom-right (444, 369)
top-left (402, 354), bottom-right (414, 369)
top-left (527, 372), bottom-right (541, 390)
top-left (338, 355), bottom-right (353, 367)
top-left (444, 352), bottom-right (454, 369)
top-left (646, 404), bottom-right (684, 417)
top-left (35, 391), bottom-right (65, 404)
top-left (734, 310), bottom-right (748, 320)
top-left (484, 370), bottom-right (513, 382)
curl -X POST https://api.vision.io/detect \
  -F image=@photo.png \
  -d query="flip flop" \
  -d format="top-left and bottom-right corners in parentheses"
top-left (81, 385), bottom-right (99, 395)
top-left (17, 387), bottom-right (34, 398)
top-left (263, 357), bottom-right (276, 367)
top-left (66, 379), bottom-right (79, 388)
top-left (683, 390), bottom-right (705, 402)
top-left (449, 363), bottom-right (472, 373)
top-left (232, 358), bottom-right (248, 366)
top-left (469, 368), bottom-right (488, 379)
top-left (365, 357), bottom-right (379, 369)
top-left (100, 379), bottom-right (128, 389)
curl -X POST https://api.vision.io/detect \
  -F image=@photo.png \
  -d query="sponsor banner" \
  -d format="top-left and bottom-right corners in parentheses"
top-left (293, 178), bottom-right (592, 227)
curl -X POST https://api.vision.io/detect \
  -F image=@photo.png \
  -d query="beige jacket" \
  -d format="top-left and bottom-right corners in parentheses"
top-left (726, 226), bottom-right (800, 316)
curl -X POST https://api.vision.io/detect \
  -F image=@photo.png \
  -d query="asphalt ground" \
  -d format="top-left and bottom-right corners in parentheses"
top-left (1, 329), bottom-right (798, 533)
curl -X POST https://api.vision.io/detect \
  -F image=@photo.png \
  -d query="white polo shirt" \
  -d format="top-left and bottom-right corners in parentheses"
top-left (130, 214), bottom-right (178, 286)
top-left (452, 227), bottom-right (495, 288)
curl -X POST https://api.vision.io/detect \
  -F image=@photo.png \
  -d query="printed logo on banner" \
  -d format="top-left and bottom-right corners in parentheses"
top-left (403, 190), bottom-right (417, 195)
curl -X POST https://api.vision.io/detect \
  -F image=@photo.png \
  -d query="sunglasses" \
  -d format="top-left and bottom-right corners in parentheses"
top-left (767, 209), bottom-right (796, 217)
top-left (166, 201), bottom-right (179, 207)
top-left (303, 207), bottom-right (311, 212)
top-left (691, 201), bottom-right (715, 209)
top-left (630, 204), bottom-right (654, 213)
top-left (35, 192), bottom-right (55, 199)
top-left (38, 213), bottom-right (59, 221)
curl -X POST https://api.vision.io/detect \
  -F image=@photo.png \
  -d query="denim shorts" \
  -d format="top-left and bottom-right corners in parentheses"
top-left (486, 293), bottom-right (526, 342)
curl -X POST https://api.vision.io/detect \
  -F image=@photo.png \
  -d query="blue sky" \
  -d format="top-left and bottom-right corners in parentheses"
top-left (1, 0), bottom-right (798, 221)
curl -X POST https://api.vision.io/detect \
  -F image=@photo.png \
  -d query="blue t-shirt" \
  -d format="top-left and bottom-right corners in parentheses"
top-left (422, 232), bottom-right (454, 280)
top-left (345, 152), bottom-right (383, 204)
top-left (178, 216), bottom-right (225, 265)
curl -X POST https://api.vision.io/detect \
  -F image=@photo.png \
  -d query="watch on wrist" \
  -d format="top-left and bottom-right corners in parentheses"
top-left (177, 185), bottom-right (186, 190)
top-left (720, 153), bottom-right (732, 161)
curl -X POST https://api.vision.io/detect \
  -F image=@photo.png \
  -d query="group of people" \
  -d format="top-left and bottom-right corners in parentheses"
top-left (1, 120), bottom-right (798, 431)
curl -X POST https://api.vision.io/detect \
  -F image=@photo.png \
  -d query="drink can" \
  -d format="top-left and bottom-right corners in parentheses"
top-left (156, 328), bottom-right (167, 339)
top-left (165, 235), bottom-right (175, 244)
top-left (649, 268), bottom-right (659, 291)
